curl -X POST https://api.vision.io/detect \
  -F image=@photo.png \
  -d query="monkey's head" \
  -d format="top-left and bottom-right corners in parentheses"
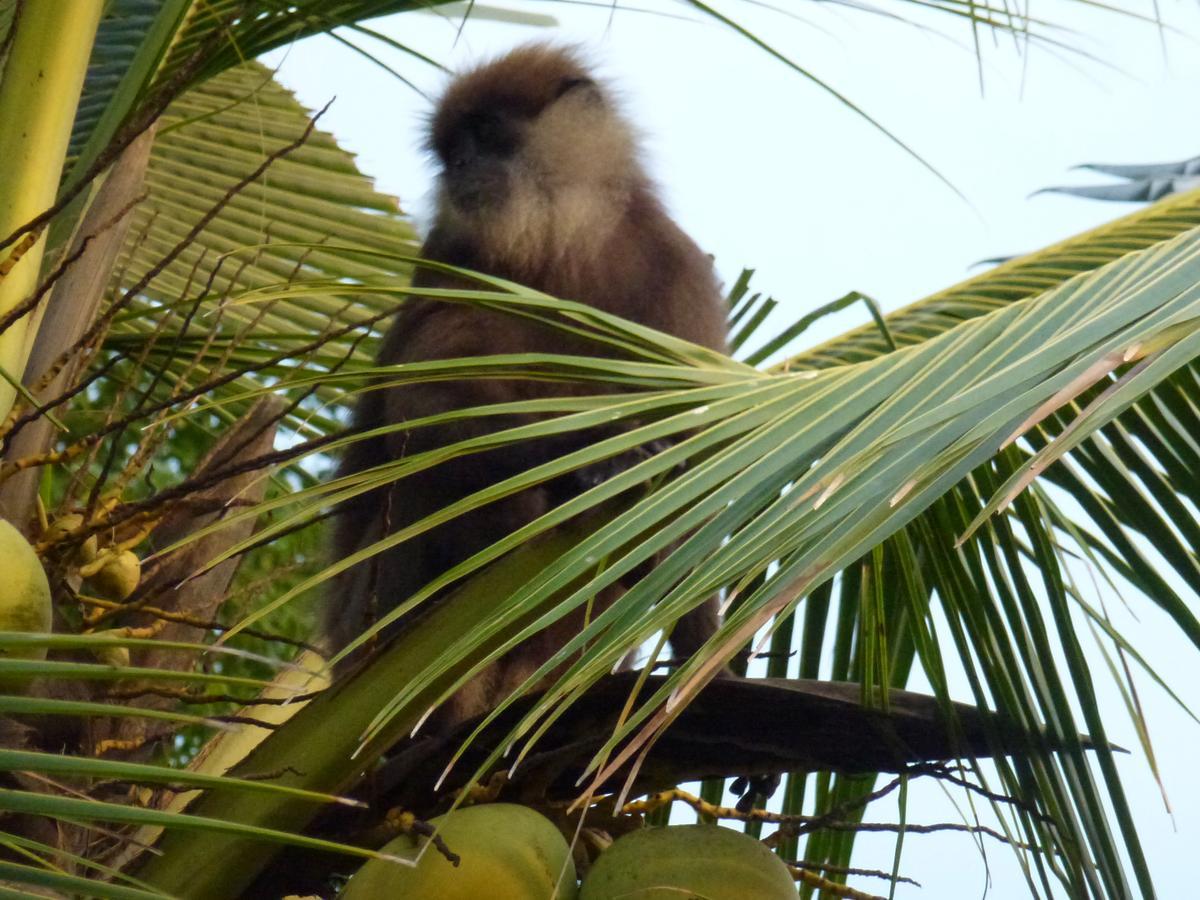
top-left (427, 45), bottom-right (642, 259)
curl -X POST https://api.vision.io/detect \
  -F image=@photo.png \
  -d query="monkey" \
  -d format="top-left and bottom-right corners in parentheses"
top-left (324, 43), bottom-right (729, 724)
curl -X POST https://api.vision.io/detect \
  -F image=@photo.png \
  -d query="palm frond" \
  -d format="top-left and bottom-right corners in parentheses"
top-left (791, 186), bottom-right (1200, 368)
top-left (125, 213), bottom-right (1200, 898)
top-left (99, 61), bottom-right (419, 426)
top-left (1037, 156), bottom-right (1200, 204)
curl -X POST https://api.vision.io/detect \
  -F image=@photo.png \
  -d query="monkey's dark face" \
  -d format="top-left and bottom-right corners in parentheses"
top-left (438, 109), bottom-right (524, 213)
top-left (428, 45), bottom-right (638, 237)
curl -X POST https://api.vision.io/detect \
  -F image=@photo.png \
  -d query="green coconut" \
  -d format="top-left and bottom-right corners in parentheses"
top-left (340, 803), bottom-right (577, 900)
top-left (43, 513), bottom-right (98, 565)
top-left (81, 549), bottom-right (140, 600)
top-left (580, 824), bottom-right (797, 900)
top-left (0, 520), bottom-right (52, 673)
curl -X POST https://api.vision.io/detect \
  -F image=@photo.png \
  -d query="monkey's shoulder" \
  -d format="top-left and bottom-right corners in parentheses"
top-left (377, 295), bottom-right (546, 366)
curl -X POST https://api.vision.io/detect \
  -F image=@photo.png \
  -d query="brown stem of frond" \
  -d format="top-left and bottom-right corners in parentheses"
top-left (784, 867), bottom-right (888, 900)
top-left (2, 99), bottom-right (339, 465)
top-left (787, 860), bottom-right (920, 888)
top-left (99, 686), bottom-right (296, 708)
top-left (0, 301), bottom-right (382, 492)
top-left (0, 192), bottom-right (147, 342)
top-left (74, 593), bottom-right (317, 652)
top-left (769, 819), bottom-right (1037, 852)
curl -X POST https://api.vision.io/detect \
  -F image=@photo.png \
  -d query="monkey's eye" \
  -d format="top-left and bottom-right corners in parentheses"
top-left (463, 113), bottom-right (516, 157)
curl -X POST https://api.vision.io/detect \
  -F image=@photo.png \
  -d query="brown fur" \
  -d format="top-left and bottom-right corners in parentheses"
top-left (324, 44), bottom-right (728, 724)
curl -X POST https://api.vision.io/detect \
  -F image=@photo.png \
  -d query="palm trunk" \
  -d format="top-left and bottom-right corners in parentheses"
top-left (0, 0), bottom-right (103, 421)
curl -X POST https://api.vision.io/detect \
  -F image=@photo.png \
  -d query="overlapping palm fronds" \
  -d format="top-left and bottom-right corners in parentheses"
top-left (123, 198), bottom-right (1200, 898)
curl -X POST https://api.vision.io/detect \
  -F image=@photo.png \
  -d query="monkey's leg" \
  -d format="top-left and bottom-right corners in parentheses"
top-left (432, 561), bottom-right (624, 732)
top-left (669, 593), bottom-right (722, 662)
top-left (670, 593), bottom-right (782, 809)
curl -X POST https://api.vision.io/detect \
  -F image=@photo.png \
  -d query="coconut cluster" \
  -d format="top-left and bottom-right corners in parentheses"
top-left (339, 803), bottom-right (797, 899)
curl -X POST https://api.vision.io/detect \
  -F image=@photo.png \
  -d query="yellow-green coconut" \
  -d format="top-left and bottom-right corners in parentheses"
top-left (340, 803), bottom-right (577, 899)
top-left (0, 519), bottom-right (52, 668)
top-left (580, 824), bottom-right (797, 900)
top-left (82, 549), bottom-right (140, 600)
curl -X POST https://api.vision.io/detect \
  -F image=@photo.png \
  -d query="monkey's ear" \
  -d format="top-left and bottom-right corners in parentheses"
top-left (555, 75), bottom-right (597, 100)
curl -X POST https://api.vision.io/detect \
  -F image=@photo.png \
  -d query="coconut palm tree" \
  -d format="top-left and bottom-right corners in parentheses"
top-left (0, 2), bottom-right (1197, 898)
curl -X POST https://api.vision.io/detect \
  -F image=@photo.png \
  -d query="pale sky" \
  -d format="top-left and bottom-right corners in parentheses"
top-left (264, 2), bottom-right (1200, 895)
